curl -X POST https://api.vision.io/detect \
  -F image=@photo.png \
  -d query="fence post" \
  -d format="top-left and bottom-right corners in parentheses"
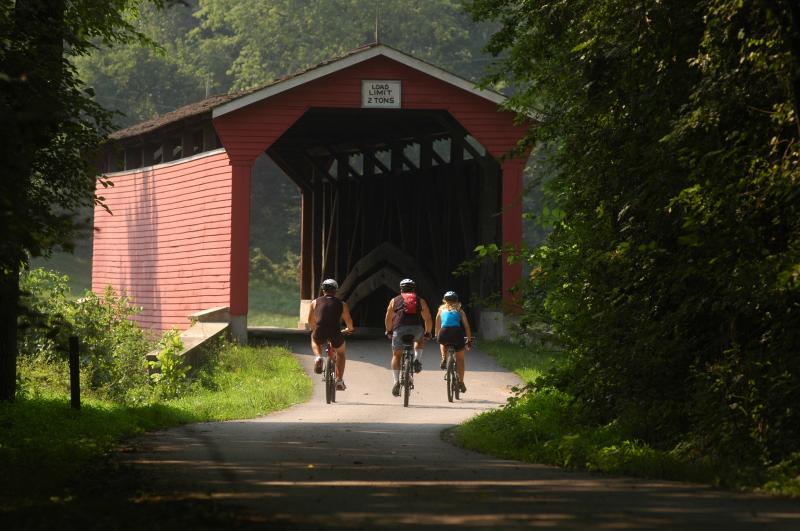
top-left (69, 336), bottom-right (80, 410)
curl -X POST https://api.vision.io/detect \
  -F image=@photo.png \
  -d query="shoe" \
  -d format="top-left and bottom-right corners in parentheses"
top-left (458, 382), bottom-right (467, 393)
top-left (313, 357), bottom-right (323, 374)
top-left (336, 379), bottom-right (346, 391)
top-left (440, 359), bottom-right (447, 370)
top-left (413, 359), bottom-right (422, 373)
top-left (392, 382), bottom-right (401, 396)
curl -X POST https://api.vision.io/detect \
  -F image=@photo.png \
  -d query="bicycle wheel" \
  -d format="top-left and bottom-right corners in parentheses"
top-left (325, 358), bottom-right (335, 404)
top-left (446, 354), bottom-right (454, 403)
top-left (445, 362), bottom-right (455, 402)
top-left (453, 365), bottom-right (460, 401)
top-left (403, 353), bottom-right (411, 407)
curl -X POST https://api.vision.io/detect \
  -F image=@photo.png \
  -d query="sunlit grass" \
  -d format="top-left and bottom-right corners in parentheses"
top-left (478, 339), bottom-right (561, 383)
top-left (168, 344), bottom-right (311, 419)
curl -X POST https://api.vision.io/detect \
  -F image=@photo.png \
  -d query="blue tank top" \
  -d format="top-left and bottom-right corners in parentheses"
top-left (441, 309), bottom-right (461, 328)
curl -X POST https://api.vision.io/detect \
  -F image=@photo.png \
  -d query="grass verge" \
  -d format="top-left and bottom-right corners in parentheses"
top-left (0, 344), bottom-right (311, 512)
top-left (248, 281), bottom-right (300, 327)
top-left (458, 339), bottom-right (800, 496)
top-left (477, 338), bottom-right (561, 383)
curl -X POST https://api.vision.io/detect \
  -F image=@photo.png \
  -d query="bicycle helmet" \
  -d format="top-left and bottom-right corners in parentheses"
top-left (443, 291), bottom-right (459, 302)
top-left (321, 278), bottom-right (339, 292)
top-left (399, 278), bottom-right (416, 292)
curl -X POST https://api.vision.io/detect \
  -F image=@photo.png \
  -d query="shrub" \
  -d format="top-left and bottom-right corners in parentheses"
top-left (19, 268), bottom-right (153, 403)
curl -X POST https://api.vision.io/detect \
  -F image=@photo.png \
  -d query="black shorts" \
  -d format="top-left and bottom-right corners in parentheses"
top-left (438, 326), bottom-right (466, 351)
top-left (312, 326), bottom-right (345, 349)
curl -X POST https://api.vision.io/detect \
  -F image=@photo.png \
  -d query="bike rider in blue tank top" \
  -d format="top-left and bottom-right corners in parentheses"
top-left (434, 291), bottom-right (473, 393)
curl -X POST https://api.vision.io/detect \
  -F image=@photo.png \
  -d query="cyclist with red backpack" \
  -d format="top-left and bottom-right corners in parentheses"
top-left (384, 278), bottom-right (432, 397)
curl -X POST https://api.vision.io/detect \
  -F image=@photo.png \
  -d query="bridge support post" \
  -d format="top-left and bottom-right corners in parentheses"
top-left (501, 158), bottom-right (524, 308)
top-left (230, 162), bottom-right (252, 343)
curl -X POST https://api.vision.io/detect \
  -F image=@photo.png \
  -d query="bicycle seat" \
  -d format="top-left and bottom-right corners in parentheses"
top-left (400, 334), bottom-right (416, 345)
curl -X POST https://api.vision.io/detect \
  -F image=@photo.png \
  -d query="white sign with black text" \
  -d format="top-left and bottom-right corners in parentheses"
top-left (362, 80), bottom-right (401, 108)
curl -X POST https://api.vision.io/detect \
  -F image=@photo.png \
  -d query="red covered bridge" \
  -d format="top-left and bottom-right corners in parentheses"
top-left (93, 44), bottom-right (529, 341)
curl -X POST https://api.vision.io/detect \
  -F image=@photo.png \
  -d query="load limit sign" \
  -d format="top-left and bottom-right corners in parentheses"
top-left (362, 80), bottom-right (401, 108)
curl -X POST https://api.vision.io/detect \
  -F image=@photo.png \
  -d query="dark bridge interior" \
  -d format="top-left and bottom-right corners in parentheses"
top-left (265, 108), bottom-right (501, 327)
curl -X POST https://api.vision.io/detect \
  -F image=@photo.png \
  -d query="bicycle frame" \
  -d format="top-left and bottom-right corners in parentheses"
top-left (324, 341), bottom-right (337, 404)
top-left (399, 334), bottom-right (415, 407)
top-left (445, 344), bottom-right (459, 402)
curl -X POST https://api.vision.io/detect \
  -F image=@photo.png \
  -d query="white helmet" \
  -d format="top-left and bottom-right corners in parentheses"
top-left (399, 278), bottom-right (416, 292)
top-left (321, 278), bottom-right (338, 292)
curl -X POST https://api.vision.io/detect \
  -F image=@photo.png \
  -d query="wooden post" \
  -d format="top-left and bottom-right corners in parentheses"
top-left (300, 190), bottom-right (313, 299)
top-left (230, 162), bottom-right (252, 342)
top-left (69, 336), bottom-right (80, 410)
top-left (501, 158), bottom-right (525, 306)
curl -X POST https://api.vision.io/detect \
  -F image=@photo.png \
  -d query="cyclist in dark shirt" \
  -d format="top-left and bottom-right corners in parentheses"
top-left (308, 279), bottom-right (354, 390)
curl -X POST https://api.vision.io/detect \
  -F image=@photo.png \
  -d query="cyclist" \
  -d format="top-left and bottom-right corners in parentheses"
top-left (308, 278), bottom-right (354, 391)
top-left (384, 278), bottom-right (432, 397)
top-left (434, 291), bottom-right (472, 393)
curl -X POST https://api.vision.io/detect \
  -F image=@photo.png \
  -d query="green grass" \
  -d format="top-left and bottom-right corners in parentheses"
top-left (0, 344), bottom-right (311, 510)
top-left (248, 281), bottom-right (300, 327)
top-left (478, 338), bottom-right (561, 383)
top-left (459, 339), bottom-right (800, 496)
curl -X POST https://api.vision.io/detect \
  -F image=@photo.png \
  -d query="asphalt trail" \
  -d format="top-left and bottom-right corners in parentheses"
top-left (123, 337), bottom-right (800, 530)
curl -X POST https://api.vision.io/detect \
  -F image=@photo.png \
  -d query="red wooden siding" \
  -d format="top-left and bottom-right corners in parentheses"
top-left (92, 150), bottom-right (233, 330)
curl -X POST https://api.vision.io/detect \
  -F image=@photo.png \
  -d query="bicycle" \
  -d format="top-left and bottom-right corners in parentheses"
top-left (322, 329), bottom-right (351, 405)
top-left (323, 339), bottom-right (337, 404)
top-left (399, 333), bottom-right (416, 407)
top-left (443, 337), bottom-right (472, 403)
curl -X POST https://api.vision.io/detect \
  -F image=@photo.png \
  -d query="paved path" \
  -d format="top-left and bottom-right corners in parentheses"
top-left (124, 338), bottom-right (800, 529)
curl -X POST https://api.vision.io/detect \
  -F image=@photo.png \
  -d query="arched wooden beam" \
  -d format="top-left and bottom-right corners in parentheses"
top-left (338, 242), bottom-right (437, 301)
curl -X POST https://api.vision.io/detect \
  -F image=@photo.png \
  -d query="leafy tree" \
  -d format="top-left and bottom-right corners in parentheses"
top-left (74, 1), bottom-right (206, 128)
top-left (192, 0), bottom-right (495, 92)
top-left (469, 0), bottom-right (800, 466)
top-left (0, 0), bottom-right (166, 400)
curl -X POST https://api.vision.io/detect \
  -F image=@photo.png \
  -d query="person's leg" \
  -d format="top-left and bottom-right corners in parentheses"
top-left (456, 349), bottom-right (466, 385)
top-left (311, 338), bottom-right (323, 373)
top-left (439, 344), bottom-right (447, 368)
top-left (391, 349), bottom-right (402, 395)
top-left (335, 344), bottom-right (346, 380)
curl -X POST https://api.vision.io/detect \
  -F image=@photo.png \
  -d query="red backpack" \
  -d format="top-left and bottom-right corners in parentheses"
top-left (400, 292), bottom-right (418, 315)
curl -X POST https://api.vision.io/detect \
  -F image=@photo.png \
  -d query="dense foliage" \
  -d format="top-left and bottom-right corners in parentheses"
top-left (19, 268), bottom-right (154, 402)
top-left (75, 0), bottom-right (497, 128)
top-left (468, 0), bottom-right (800, 469)
top-left (0, 0), bottom-right (170, 400)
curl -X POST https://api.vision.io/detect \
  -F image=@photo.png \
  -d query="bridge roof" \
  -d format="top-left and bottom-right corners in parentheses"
top-left (109, 43), bottom-right (507, 141)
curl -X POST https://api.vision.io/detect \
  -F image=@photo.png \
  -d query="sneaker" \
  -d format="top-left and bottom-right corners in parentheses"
top-left (313, 357), bottom-right (323, 374)
top-left (413, 359), bottom-right (422, 373)
top-left (458, 382), bottom-right (467, 393)
top-left (440, 359), bottom-right (447, 370)
top-left (336, 379), bottom-right (346, 391)
top-left (391, 382), bottom-right (401, 396)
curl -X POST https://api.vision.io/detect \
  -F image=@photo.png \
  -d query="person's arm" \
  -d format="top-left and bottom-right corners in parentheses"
top-left (341, 302), bottom-right (355, 333)
top-left (460, 309), bottom-right (472, 341)
top-left (384, 299), bottom-right (394, 333)
top-left (307, 300), bottom-right (316, 332)
top-left (421, 299), bottom-right (433, 336)
top-left (434, 309), bottom-right (442, 337)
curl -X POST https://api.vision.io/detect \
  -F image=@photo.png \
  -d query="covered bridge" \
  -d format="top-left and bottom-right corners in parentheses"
top-left (93, 44), bottom-right (529, 341)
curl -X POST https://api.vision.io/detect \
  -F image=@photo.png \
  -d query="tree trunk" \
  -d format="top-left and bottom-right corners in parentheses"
top-left (0, 263), bottom-right (20, 401)
top-left (0, 0), bottom-right (66, 401)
